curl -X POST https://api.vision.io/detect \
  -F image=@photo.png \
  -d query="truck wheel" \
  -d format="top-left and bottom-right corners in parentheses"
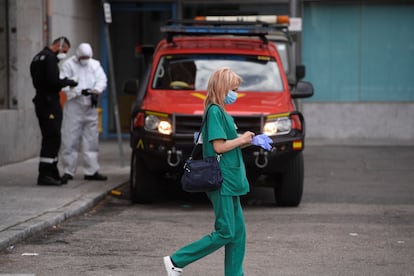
top-left (274, 152), bottom-right (304, 207)
top-left (130, 150), bottom-right (156, 204)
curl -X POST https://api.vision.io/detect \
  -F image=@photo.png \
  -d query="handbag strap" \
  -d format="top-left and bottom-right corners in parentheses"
top-left (189, 104), bottom-right (214, 159)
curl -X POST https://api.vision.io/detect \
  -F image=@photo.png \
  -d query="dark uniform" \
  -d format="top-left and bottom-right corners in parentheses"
top-left (30, 47), bottom-right (76, 185)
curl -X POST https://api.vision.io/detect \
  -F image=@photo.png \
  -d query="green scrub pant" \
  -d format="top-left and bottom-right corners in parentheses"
top-left (171, 190), bottom-right (246, 276)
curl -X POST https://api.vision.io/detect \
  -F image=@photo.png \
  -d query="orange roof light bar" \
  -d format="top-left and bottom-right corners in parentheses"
top-left (195, 15), bottom-right (290, 25)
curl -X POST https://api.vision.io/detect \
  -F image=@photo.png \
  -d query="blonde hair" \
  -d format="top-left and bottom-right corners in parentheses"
top-left (204, 67), bottom-right (242, 109)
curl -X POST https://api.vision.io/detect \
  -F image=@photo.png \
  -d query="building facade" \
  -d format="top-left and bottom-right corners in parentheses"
top-left (0, 0), bottom-right (413, 165)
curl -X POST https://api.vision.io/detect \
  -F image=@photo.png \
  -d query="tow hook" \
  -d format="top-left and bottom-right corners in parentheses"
top-left (254, 150), bottom-right (268, 168)
top-left (167, 147), bottom-right (182, 167)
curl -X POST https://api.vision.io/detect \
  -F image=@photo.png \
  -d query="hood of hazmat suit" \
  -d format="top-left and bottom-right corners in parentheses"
top-left (76, 43), bottom-right (93, 59)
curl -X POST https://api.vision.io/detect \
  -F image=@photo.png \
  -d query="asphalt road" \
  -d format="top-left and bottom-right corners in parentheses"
top-left (1, 145), bottom-right (413, 276)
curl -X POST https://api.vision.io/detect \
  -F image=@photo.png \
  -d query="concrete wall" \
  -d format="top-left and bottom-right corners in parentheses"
top-left (0, 0), bottom-right (100, 166)
top-left (49, 0), bottom-right (101, 58)
top-left (303, 103), bottom-right (414, 145)
top-left (0, 0), bottom-right (43, 166)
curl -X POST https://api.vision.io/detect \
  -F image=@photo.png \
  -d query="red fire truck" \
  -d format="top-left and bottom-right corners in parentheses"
top-left (125, 17), bottom-right (313, 206)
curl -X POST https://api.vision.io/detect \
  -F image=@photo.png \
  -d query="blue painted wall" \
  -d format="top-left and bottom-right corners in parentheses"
top-left (303, 3), bottom-right (414, 102)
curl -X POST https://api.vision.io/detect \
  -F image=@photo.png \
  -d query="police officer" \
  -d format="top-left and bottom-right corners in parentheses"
top-left (30, 36), bottom-right (78, 186)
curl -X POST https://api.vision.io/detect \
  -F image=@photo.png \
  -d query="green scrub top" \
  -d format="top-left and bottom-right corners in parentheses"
top-left (202, 104), bottom-right (250, 196)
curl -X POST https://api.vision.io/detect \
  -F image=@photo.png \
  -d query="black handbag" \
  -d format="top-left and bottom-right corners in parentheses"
top-left (181, 105), bottom-right (223, 193)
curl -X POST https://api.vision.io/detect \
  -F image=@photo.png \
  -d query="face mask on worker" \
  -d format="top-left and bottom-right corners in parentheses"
top-left (224, 90), bottom-right (238, 105)
top-left (56, 52), bottom-right (67, 60)
top-left (56, 38), bottom-right (67, 60)
top-left (76, 43), bottom-right (93, 66)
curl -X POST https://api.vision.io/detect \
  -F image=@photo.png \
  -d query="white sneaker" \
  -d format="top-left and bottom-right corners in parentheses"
top-left (163, 256), bottom-right (183, 276)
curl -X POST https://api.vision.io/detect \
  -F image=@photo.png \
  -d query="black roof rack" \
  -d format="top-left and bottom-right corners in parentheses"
top-left (161, 19), bottom-right (288, 44)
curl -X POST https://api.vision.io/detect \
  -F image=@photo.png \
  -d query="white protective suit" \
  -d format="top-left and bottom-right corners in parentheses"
top-left (60, 43), bottom-right (108, 176)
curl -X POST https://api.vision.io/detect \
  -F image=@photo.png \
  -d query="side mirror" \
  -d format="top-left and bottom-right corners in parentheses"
top-left (296, 65), bottom-right (306, 80)
top-left (123, 79), bottom-right (140, 95)
top-left (291, 81), bottom-right (314, 99)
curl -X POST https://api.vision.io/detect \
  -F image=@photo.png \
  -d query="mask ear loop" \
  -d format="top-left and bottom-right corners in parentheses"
top-left (59, 37), bottom-right (64, 51)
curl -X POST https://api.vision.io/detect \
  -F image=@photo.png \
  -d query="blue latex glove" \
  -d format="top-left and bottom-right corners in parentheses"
top-left (252, 134), bottom-right (273, 151)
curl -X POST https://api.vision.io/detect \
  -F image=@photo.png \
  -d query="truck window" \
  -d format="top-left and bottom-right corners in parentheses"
top-left (274, 42), bottom-right (290, 74)
top-left (152, 54), bottom-right (284, 92)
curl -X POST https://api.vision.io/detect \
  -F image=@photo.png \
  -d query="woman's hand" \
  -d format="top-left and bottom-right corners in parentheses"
top-left (239, 131), bottom-right (255, 145)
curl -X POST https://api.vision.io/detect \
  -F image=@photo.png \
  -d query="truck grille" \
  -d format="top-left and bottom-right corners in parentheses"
top-left (173, 114), bottom-right (263, 136)
top-left (173, 114), bottom-right (203, 135)
top-left (233, 115), bottom-right (263, 134)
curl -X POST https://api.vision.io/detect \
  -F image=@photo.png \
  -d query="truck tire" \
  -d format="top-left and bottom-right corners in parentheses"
top-left (274, 152), bottom-right (304, 207)
top-left (130, 150), bottom-right (156, 204)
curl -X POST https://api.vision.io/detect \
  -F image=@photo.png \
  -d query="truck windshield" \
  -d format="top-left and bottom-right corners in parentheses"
top-left (273, 42), bottom-right (289, 74)
top-left (152, 54), bottom-right (284, 92)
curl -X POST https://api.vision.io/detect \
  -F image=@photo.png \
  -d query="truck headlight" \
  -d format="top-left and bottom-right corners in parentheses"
top-left (144, 115), bottom-right (160, 130)
top-left (158, 120), bottom-right (172, 135)
top-left (145, 115), bottom-right (172, 135)
top-left (263, 117), bottom-right (292, 136)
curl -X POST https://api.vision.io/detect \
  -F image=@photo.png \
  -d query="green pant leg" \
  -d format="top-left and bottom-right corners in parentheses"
top-left (224, 196), bottom-right (246, 276)
top-left (171, 191), bottom-right (243, 270)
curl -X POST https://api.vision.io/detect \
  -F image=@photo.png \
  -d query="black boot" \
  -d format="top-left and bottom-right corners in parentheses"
top-left (37, 175), bottom-right (62, 186)
top-left (52, 161), bottom-right (61, 180)
top-left (84, 172), bottom-right (108, 181)
top-left (61, 173), bottom-right (73, 184)
top-left (39, 162), bottom-right (61, 183)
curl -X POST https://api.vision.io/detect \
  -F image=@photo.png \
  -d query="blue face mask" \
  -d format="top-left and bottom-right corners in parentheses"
top-left (224, 90), bottom-right (238, 105)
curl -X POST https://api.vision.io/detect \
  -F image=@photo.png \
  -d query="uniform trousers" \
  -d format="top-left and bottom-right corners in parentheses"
top-left (34, 96), bottom-right (62, 179)
top-left (171, 190), bottom-right (246, 276)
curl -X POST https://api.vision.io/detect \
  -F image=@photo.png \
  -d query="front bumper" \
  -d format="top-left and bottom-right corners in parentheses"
top-left (130, 110), bottom-right (306, 173)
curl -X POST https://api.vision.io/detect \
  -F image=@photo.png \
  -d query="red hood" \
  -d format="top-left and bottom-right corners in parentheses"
top-left (141, 90), bottom-right (294, 115)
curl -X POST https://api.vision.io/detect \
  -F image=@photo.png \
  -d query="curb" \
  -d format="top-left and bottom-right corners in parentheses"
top-left (0, 180), bottom-right (128, 252)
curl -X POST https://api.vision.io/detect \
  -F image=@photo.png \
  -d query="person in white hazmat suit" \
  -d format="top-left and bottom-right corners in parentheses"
top-left (60, 43), bottom-right (108, 184)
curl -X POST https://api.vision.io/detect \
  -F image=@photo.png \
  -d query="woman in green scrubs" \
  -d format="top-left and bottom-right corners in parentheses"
top-left (164, 67), bottom-right (255, 276)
